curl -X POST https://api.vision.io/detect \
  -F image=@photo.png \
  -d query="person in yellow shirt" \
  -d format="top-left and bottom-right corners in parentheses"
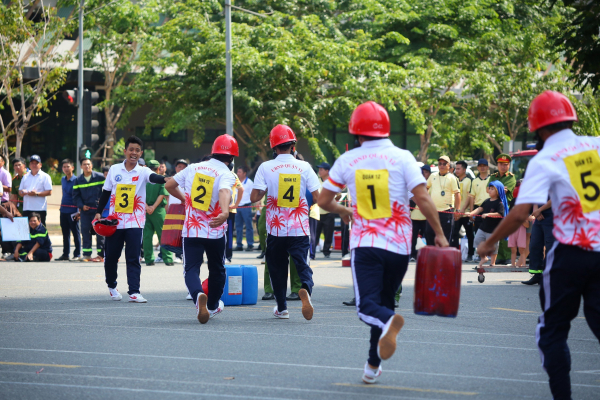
top-left (426, 156), bottom-right (460, 245)
top-left (451, 161), bottom-right (475, 261)
top-left (410, 164), bottom-right (431, 261)
top-left (469, 158), bottom-right (491, 234)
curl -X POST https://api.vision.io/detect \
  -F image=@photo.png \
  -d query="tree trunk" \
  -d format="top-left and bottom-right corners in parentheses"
top-left (418, 123), bottom-right (433, 163)
top-left (15, 127), bottom-right (25, 159)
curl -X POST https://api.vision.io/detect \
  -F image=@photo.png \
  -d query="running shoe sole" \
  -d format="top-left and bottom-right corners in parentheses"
top-left (110, 292), bottom-right (122, 301)
top-left (128, 295), bottom-right (147, 303)
top-left (378, 314), bottom-right (405, 360)
top-left (197, 293), bottom-right (210, 324)
top-left (298, 288), bottom-right (313, 321)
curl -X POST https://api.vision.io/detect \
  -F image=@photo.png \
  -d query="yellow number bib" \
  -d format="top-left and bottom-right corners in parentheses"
top-left (115, 184), bottom-right (135, 214)
top-left (191, 173), bottom-right (215, 211)
top-left (564, 150), bottom-right (600, 214)
top-left (277, 174), bottom-right (301, 208)
top-left (355, 169), bottom-right (391, 220)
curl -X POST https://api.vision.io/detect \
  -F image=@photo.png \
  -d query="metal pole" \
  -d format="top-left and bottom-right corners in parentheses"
top-left (76, 0), bottom-right (85, 175)
top-left (225, 0), bottom-right (233, 136)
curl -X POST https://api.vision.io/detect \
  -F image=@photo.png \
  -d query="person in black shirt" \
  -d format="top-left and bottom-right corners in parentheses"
top-left (14, 212), bottom-right (52, 262)
top-left (470, 182), bottom-right (506, 268)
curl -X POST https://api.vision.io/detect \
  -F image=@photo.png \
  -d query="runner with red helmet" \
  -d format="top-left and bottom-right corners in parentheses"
top-left (250, 124), bottom-right (321, 320)
top-left (165, 134), bottom-right (237, 324)
top-left (95, 135), bottom-right (173, 302)
top-left (478, 90), bottom-right (600, 399)
top-left (318, 101), bottom-right (447, 384)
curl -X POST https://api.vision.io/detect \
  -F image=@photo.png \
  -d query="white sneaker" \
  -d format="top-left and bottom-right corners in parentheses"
top-left (298, 288), bottom-right (314, 321)
top-left (377, 314), bottom-right (405, 360)
top-left (174, 257), bottom-right (183, 264)
top-left (362, 362), bottom-right (382, 384)
top-left (225, 259), bottom-right (232, 264)
top-left (109, 288), bottom-right (122, 301)
top-left (196, 293), bottom-right (210, 324)
top-left (155, 256), bottom-right (163, 263)
top-left (186, 292), bottom-right (193, 300)
top-left (273, 306), bottom-right (289, 319)
top-left (209, 300), bottom-right (224, 319)
top-left (128, 293), bottom-right (147, 303)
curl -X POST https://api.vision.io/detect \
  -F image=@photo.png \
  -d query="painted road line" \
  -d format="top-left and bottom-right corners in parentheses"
top-left (334, 383), bottom-right (477, 395)
top-left (490, 307), bottom-right (537, 313)
top-left (0, 361), bottom-right (80, 368)
top-left (322, 284), bottom-right (347, 289)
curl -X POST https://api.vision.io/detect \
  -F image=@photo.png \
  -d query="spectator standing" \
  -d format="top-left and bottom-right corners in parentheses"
top-left (143, 160), bottom-right (173, 266)
top-left (225, 169), bottom-right (243, 262)
top-left (315, 162), bottom-right (336, 259)
top-left (489, 154), bottom-right (516, 264)
top-left (18, 155), bottom-right (52, 226)
top-left (10, 158), bottom-right (27, 215)
top-left (161, 156), bottom-right (173, 175)
top-left (166, 159), bottom-right (187, 264)
top-left (425, 156), bottom-right (460, 245)
top-left (521, 199), bottom-right (555, 285)
top-left (409, 165), bottom-right (431, 260)
top-left (508, 218), bottom-right (529, 267)
top-left (0, 156), bottom-right (14, 258)
top-left (73, 158), bottom-right (105, 262)
top-left (470, 181), bottom-right (507, 268)
top-left (14, 213), bottom-right (52, 262)
top-left (57, 159), bottom-right (81, 261)
top-left (451, 161), bottom-right (475, 261)
top-left (469, 159), bottom-right (491, 234)
top-left (158, 162), bottom-right (167, 176)
top-left (234, 165), bottom-right (254, 251)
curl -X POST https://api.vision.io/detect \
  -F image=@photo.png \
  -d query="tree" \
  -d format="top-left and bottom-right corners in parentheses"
top-left (0, 2), bottom-right (73, 159)
top-left (82, 0), bottom-right (159, 165)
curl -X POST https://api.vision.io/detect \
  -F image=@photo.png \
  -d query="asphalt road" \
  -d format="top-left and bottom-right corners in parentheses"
top-left (1, 248), bottom-right (598, 400)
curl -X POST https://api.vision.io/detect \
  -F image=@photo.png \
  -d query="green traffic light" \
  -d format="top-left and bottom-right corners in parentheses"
top-left (85, 149), bottom-right (92, 159)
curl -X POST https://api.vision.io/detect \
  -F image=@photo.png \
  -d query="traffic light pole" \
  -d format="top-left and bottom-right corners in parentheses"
top-left (225, 0), bottom-right (233, 137)
top-left (76, 0), bottom-right (85, 175)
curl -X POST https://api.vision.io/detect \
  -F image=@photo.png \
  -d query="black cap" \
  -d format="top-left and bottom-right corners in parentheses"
top-left (30, 155), bottom-right (42, 163)
top-left (421, 164), bottom-right (431, 172)
top-left (175, 159), bottom-right (188, 167)
top-left (316, 162), bottom-right (331, 170)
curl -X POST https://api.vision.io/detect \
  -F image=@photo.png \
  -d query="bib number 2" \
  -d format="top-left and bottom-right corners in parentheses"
top-left (355, 169), bottom-right (391, 220)
top-left (277, 174), bottom-right (300, 208)
top-left (192, 173), bottom-right (215, 211)
top-left (564, 150), bottom-right (600, 213)
top-left (115, 184), bottom-right (135, 214)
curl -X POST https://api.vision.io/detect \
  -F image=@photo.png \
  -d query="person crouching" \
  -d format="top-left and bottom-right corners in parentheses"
top-left (14, 213), bottom-right (52, 261)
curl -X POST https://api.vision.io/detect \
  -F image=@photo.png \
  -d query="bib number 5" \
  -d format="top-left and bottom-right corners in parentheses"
top-left (355, 169), bottom-right (391, 220)
top-left (115, 184), bottom-right (136, 214)
top-left (277, 174), bottom-right (301, 208)
top-left (564, 150), bottom-right (600, 214)
top-left (192, 173), bottom-right (215, 212)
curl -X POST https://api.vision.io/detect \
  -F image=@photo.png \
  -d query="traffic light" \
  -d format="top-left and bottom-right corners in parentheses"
top-left (62, 88), bottom-right (78, 106)
top-left (79, 146), bottom-right (93, 161)
top-left (83, 90), bottom-right (100, 147)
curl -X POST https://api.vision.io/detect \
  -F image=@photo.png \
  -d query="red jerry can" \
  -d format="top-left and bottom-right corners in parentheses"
top-left (414, 246), bottom-right (462, 318)
top-left (161, 204), bottom-right (186, 254)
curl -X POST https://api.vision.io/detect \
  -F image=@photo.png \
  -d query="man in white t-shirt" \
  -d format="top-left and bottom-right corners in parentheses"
top-left (95, 136), bottom-right (172, 303)
top-left (18, 155), bottom-right (52, 226)
top-left (318, 101), bottom-right (448, 384)
top-left (234, 165), bottom-right (254, 251)
top-left (165, 135), bottom-right (237, 324)
top-left (251, 125), bottom-right (321, 320)
top-left (478, 91), bottom-right (600, 399)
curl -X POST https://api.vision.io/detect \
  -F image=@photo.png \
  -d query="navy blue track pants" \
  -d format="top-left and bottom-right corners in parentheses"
top-left (183, 236), bottom-right (226, 310)
top-left (265, 234), bottom-right (313, 312)
top-left (352, 247), bottom-right (409, 367)
top-left (537, 243), bottom-right (600, 400)
top-left (104, 228), bottom-right (143, 295)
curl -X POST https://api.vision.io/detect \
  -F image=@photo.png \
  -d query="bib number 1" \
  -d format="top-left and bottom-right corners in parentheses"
top-left (355, 169), bottom-right (391, 220)
top-left (115, 184), bottom-right (135, 214)
top-left (191, 173), bottom-right (215, 211)
top-left (277, 174), bottom-right (300, 208)
top-left (564, 150), bottom-right (600, 214)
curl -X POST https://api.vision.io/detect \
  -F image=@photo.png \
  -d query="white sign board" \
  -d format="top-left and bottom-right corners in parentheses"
top-left (1, 217), bottom-right (30, 242)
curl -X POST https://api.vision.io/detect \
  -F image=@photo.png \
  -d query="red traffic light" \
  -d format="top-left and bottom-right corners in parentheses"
top-left (62, 89), bottom-right (78, 106)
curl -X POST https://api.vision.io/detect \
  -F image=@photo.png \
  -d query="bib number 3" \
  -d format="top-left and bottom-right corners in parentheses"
top-left (355, 169), bottom-right (391, 220)
top-left (277, 174), bottom-right (301, 208)
top-left (115, 184), bottom-right (136, 214)
top-left (192, 173), bottom-right (215, 212)
top-left (564, 150), bottom-right (600, 214)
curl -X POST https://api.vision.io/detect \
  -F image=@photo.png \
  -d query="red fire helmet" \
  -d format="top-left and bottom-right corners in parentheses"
top-left (348, 101), bottom-right (390, 137)
top-left (528, 90), bottom-right (578, 132)
top-left (211, 134), bottom-right (239, 157)
top-left (92, 217), bottom-right (119, 237)
top-left (269, 124), bottom-right (297, 149)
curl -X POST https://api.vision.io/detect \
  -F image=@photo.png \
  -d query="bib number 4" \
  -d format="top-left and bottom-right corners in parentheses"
top-left (564, 150), bottom-right (600, 214)
top-left (277, 174), bottom-right (301, 208)
top-left (355, 169), bottom-right (391, 220)
top-left (192, 173), bottom-right (215, 211)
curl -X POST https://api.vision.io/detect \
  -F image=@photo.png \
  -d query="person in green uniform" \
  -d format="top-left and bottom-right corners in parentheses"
top-left (10, 157), bottom-right (27, 215)
top-left (143, 160), bottom-right (173, 266)
top-left (258, 204), bottom-right (302, 300)
top-left (488, 153), bottom-right (516, 264)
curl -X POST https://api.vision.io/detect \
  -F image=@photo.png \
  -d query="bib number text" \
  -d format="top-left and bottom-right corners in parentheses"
top-left (355, 169), bottom-right (391, 220)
